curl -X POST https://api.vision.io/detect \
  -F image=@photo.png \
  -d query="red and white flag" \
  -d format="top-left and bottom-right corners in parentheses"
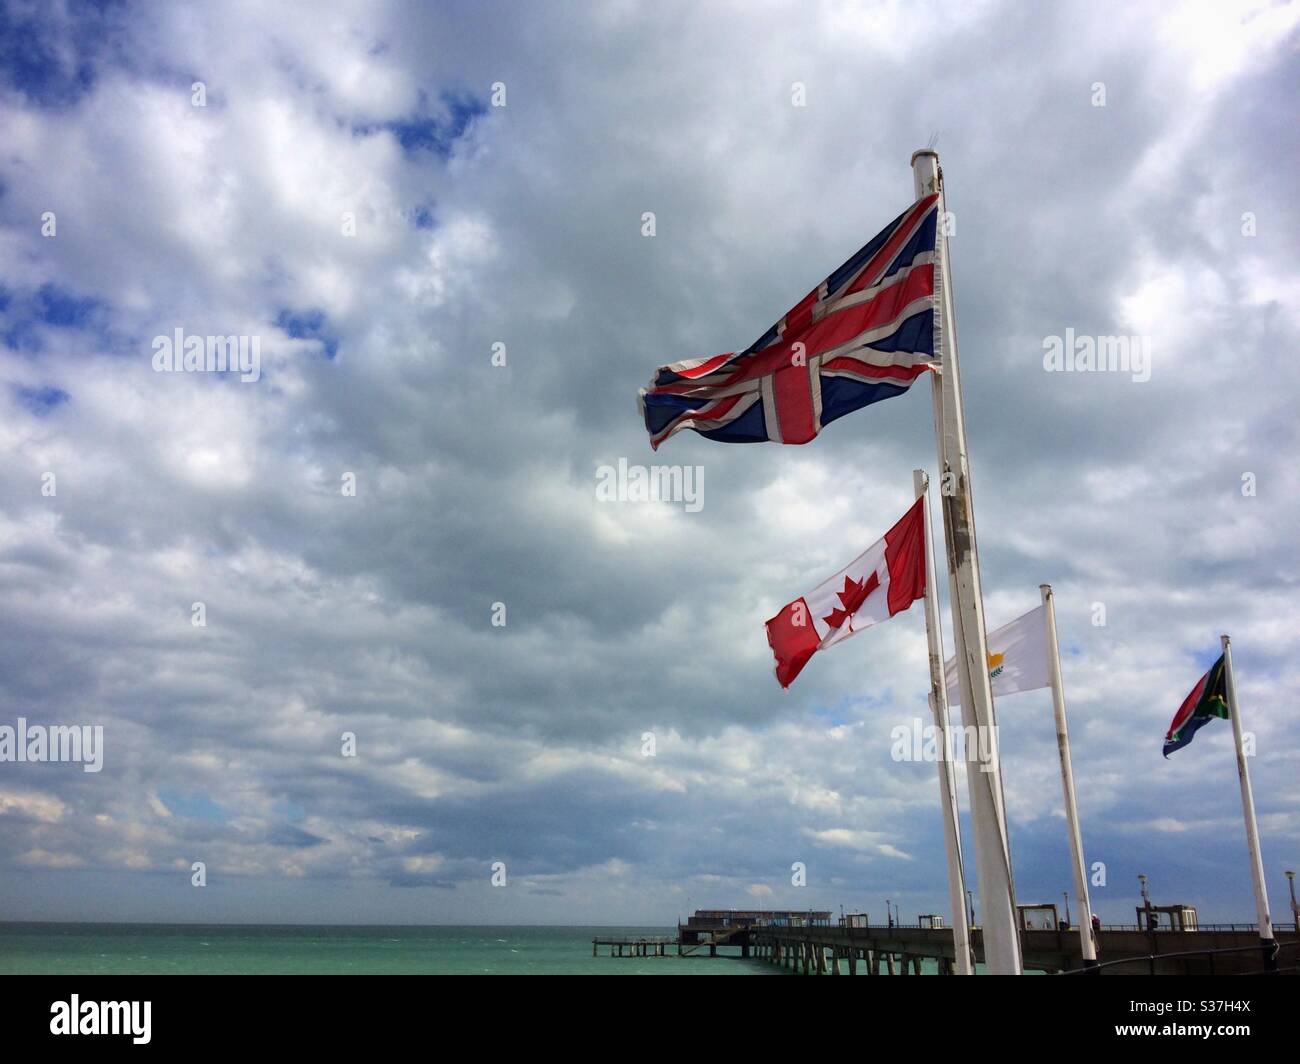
top-left (765, 497), bottom-right (927, 688)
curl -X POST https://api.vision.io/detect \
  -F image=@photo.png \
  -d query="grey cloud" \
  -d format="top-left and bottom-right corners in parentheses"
top-left (0, 0), bottom-right (1296, 926)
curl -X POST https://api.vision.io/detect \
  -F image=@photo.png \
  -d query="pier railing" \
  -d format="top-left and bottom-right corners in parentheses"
top-left (595, 936), bottom-right (675, 945)
top-left (596, 913), bottom-right (1300, 972)
top-left (1094, 922), bottom-right (1296, 933)
top-left (1060, 939), bottom-right (1298, 976)
top-left (592, 935), bottom-right (677, 958)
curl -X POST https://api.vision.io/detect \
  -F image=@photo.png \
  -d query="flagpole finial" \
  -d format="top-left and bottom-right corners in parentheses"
top-left (910, 150), bottom-right (942, 198)
top-left (1221, 633), bottom-right (1231, 649)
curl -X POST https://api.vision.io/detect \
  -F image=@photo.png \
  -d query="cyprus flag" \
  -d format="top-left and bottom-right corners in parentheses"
top-left (945, 604), bottom-right (1050, 705)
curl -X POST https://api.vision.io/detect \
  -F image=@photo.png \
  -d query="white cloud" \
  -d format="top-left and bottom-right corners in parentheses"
top-left (0, 0), bottom-right (1295, 928)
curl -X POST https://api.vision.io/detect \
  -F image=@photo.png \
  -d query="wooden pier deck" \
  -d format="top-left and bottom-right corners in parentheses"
top-left (599, 910), bottom-right (1300, 974)
top-left (749, 923), bottom-right (1299, 975)
top-left (592, 936), bottom-right (676, 958)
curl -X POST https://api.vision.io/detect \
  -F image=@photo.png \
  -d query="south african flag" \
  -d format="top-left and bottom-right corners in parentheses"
top-left (1163, 654), bottom-right (1229, 757)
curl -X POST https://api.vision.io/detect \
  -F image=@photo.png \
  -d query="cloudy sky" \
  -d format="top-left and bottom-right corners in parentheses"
top-left (0, 0), bottom-right (1297, 929)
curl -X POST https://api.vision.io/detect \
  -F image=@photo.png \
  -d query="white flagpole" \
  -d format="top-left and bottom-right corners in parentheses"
top-left (912, 149), bottom-right (1022, 974)
top-left (1221, 634), bottom-right (1276, 969)
top-left (1039, 584), bottom-right (1097, 969)
top-left (915, 468), bottom-right (972, 975)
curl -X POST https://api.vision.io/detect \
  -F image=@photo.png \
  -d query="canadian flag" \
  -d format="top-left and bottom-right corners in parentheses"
top-left (765, 497), bottom-right (927, 688)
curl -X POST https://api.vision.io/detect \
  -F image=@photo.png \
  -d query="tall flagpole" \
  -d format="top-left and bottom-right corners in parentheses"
top-left (915, 468), bottom-right (972, 974)
top-left (1039, 584), bottom-right (1098, 970)
top-left (912, 149), bottom-right (1022, 974)
top-left (1221, 634), bottom-right (1276, 971)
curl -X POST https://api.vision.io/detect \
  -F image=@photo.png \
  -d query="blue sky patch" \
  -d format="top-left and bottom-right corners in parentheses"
top-left (355, 91), bottom-right (486, 159)
top-left (0, 0), bottom-right (121, 109)
top-left (37, 283), bottom-right (100, 327)
top-left (1, 283), bottom-right (103, 351)
top-left (157, 790), bottom-right (229, 824)
top-left (11, 384), bottom-right (70, 415)
top-left (276, 308), bottom-right (339, 359)
top-left (272, 800), bottom-right (307, 823)
top-left (410, 203), bottom-right (436, 230)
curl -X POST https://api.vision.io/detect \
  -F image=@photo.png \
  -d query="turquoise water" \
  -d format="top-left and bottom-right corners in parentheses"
top-left (0, 923), bottom-right (790, 975)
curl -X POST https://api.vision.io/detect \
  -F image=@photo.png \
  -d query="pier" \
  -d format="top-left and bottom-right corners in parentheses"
top-left (597, 910), bottom-right (1300, 974)
top-left (592, 936), bottom-right (676, 958)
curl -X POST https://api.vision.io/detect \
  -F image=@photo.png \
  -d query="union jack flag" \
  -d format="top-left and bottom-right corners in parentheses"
top-left (639, 193), bottom-right (940, 449)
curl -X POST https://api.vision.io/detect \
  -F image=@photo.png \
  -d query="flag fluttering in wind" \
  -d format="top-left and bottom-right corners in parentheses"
top-left (1163, 654), bottom-right (1229, 757)
top-left (639, 194), bottom-right (940, 449)
top-left (1165, 639), bottom-right (1274, 948)
top-left (632, 151), bottom-right (1024, 972)
top-left (944, 604), bottom-right (1050, 705)
top-left (764, 498), bottom-right (926, 688)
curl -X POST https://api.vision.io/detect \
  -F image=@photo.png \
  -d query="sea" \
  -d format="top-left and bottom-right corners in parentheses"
top-left (0, 923), bottom-right (825, 975)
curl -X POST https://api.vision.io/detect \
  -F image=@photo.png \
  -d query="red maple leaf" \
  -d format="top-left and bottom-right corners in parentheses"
top-left (822, 570), bottom-right (880, 630)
